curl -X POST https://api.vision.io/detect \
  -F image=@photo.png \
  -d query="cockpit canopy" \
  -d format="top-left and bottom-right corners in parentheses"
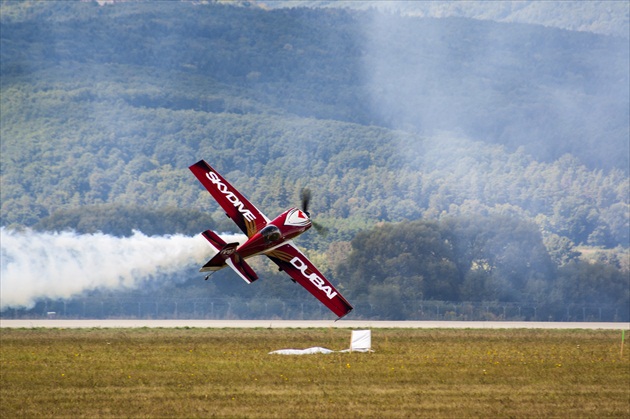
top-left (261, 225), bottom-right (282, 242)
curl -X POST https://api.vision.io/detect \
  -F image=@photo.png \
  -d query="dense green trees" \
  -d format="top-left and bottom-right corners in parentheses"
top-left (339, 217), bottom-right (547, 318)
top-left (21, 207), bottom-right (628, 320)
top-left (337, 217), bottom-right (627, 320)
top-left (2, 83), bottom-right (626, 248)
top-left (33, 205), bottom-right (216, 237)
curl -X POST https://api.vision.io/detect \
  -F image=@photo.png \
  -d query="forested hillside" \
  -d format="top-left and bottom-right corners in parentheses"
top-left (1, 1), bottom-right (628, 320)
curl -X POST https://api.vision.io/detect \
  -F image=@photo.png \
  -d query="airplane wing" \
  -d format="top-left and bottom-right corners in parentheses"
top-left (266, 243), bottom-right (353, 319)
top-left (189, 160), bottom-right (269, 237)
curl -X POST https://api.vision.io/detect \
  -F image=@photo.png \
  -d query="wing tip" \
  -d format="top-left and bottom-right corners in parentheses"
top-left (335, 306), bottom-right (353, 321)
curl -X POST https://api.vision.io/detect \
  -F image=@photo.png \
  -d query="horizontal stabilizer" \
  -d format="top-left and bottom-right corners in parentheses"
top-left (200, 242), bottom-right (239, 272)
top-left (199, 241), bottom-right (258, 284)
top-left (201, 230), bottom-right (227, 251)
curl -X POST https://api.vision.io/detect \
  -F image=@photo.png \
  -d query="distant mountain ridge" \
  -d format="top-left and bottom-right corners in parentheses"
top-left (2, 1), bottom-right (626, 170)
top-left (253, 0), bottom-right (630, 38)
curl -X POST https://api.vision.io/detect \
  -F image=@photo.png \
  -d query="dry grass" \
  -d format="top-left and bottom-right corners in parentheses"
top-left (1, 328), bottom-right (628, 418)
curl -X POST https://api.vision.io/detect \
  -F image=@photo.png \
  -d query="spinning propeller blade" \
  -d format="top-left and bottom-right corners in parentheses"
top-left (300, 188), bottom-right (328, 236)
top-left (300, 188), bottom-right (312, 216)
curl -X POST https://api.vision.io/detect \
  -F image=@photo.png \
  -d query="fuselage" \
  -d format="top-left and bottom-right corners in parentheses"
top-left (235, 208), bottom-right (311, 259)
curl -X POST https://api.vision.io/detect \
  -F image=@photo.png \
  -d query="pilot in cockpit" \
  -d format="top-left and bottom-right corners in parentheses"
top-left (261, 225), bottom-right (282, 242)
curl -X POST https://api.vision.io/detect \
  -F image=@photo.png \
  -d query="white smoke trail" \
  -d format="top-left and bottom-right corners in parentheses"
top-left (0, 228), bottom-right (247, 310)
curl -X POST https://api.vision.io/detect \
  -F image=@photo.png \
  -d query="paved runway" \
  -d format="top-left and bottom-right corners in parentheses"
top-left (1, 319), bottom-right (628, 329)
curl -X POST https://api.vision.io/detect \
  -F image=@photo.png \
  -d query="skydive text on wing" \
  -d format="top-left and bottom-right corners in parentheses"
top-left (206, 171), bottom-right (257, 222)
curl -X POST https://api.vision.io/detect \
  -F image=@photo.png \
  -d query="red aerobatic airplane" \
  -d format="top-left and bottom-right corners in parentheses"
top-left (189, 160), bottom-right (353, 319)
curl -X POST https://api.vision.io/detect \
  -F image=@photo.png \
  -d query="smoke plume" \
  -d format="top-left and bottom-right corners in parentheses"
top-left (0, 228), bottom-right (246, 310)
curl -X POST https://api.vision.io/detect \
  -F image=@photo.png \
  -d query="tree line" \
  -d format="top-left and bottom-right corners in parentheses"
top-left (12, 208), bottom-right (627, 322)
top-left (336, 218), bottom-right (628, 320)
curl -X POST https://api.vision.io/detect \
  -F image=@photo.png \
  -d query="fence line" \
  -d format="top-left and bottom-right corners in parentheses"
top-left (2, 297), bottom-right (626, 322)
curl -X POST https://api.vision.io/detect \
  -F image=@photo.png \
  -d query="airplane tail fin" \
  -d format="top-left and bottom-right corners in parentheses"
top-left (199, 230), bottom-right (258, 284)
top-left (201, 229), bottom-right (228, 251)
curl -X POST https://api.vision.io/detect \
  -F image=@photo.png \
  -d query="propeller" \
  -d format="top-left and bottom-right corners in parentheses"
top-left (300, 188), bottom-right (312, 217)
top-left (300, 188), bottom-right (328, 236)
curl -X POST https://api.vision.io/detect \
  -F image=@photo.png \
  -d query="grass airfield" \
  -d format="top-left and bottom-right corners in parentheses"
top-left (1, 328), bottom-right (628, 418)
